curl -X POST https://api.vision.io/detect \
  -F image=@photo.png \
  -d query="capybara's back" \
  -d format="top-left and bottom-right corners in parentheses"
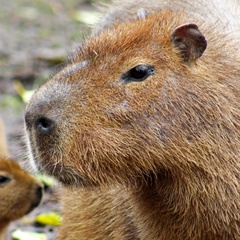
top-left (25, 0), bottom-right (240, 239)
top-left (0, 118), bottom-right (43, 240)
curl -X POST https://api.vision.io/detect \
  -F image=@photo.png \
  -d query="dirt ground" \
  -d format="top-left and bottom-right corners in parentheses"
top-left (0, 0), bottom-right (101, 239)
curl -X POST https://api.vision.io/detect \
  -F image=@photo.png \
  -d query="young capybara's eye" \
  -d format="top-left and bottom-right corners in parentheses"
top-left (122, 64), bottom-right (154, 82)
top-left (0, 176), bottom-right (11, 185)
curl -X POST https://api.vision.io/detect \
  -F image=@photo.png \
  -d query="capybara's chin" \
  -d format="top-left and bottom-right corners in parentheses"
top-left (46, 165), bottom-right (90, 187)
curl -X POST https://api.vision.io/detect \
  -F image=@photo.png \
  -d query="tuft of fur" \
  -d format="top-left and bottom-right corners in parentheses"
top-left (25, 0), bottom-right (240, 239)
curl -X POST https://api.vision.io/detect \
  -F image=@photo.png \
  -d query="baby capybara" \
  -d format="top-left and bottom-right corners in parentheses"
top-left (0, 117), bottom-right (43, 240)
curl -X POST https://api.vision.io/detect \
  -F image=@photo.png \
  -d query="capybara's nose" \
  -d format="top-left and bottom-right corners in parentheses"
top-left (25, 112), bottom-right (56, 135)
top-left (34, 185), bottom-right (43, 206)
top-left (27, 184), bottom-right (43, 213)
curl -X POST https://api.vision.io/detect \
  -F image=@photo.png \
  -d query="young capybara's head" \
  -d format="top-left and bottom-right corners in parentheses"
top-left (0, 117), bottom-right (43, 238)
top-left (25, 11), bottom-right (240, 188)
top-left (0, 158), bottom-right (43, 223)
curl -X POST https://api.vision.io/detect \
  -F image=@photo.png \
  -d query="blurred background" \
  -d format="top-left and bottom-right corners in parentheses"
top-left (0, 0), bottom-right (104, 239)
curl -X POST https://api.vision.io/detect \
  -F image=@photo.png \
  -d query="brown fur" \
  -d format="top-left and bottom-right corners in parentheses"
top-left (58, 186), bottom-right (138, 240)
top-left (25, 0), bottom-right (240, 239)
top-left (0, 118), bottom-right (43, 240)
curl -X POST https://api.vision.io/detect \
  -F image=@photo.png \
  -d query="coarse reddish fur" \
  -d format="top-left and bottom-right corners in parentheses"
top-left (0, 118), bottom-right (43, 240)
top-left (25, 0), bottom-right (240, 239)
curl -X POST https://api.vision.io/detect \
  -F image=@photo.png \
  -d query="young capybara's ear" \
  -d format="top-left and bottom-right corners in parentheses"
top-left (170, 23), bottom-right (207, 63)
top-left (0, 117), bottom-right (8, 158)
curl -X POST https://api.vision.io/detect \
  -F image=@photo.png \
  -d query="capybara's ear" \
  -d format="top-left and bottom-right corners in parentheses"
top-left (0, 117), bottom-right (8, 158)
top-left (170, 23), bottom-right (207, 63)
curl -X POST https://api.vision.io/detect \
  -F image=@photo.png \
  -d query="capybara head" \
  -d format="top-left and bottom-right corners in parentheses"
top-left (0, 158), bottom-right (43, 222)
top-left (25, 11), bottom-right (240, 188)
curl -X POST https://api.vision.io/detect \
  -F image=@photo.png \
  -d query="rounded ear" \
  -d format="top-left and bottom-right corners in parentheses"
top-left (0, 117), bottom-right (9, 158)
top-left (170, 23), bottom-right (207, 63)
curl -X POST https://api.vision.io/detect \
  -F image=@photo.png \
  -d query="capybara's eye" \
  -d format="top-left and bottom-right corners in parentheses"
top-left (0, 176), bottom-right (11, 185)
top-left (122, 64), bottom-right (154, 82)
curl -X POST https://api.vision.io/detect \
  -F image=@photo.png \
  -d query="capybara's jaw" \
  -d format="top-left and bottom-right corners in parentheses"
top-left (25, 139), bottom-right (84, 186)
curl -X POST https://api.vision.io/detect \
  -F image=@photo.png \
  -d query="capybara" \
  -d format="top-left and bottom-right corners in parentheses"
top-left (0, 118), bottom-right (43, 240)
top-left (25, 0), bottom-right (240, 239)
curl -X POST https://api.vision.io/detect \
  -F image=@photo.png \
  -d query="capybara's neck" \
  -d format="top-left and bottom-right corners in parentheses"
top-left (130, 168), bottom-right (239, 239)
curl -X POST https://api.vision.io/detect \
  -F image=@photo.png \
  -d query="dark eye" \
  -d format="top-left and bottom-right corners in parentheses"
top-left (0, 176), bottom-right (11, 185)
top-left (122, 64), bottom-right (154, 82)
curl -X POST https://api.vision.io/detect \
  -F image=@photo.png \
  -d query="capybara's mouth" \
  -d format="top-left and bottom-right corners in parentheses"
top-left (26, 122), bottom-right (94, 186)
top-left (28, 146), bottom-right (90, 187)
top-left (45, 164), bottom-right (91, 187)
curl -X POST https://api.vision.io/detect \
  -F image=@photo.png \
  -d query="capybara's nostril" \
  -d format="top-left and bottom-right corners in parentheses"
top-left (35, 117), bottom-right (55, 134)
